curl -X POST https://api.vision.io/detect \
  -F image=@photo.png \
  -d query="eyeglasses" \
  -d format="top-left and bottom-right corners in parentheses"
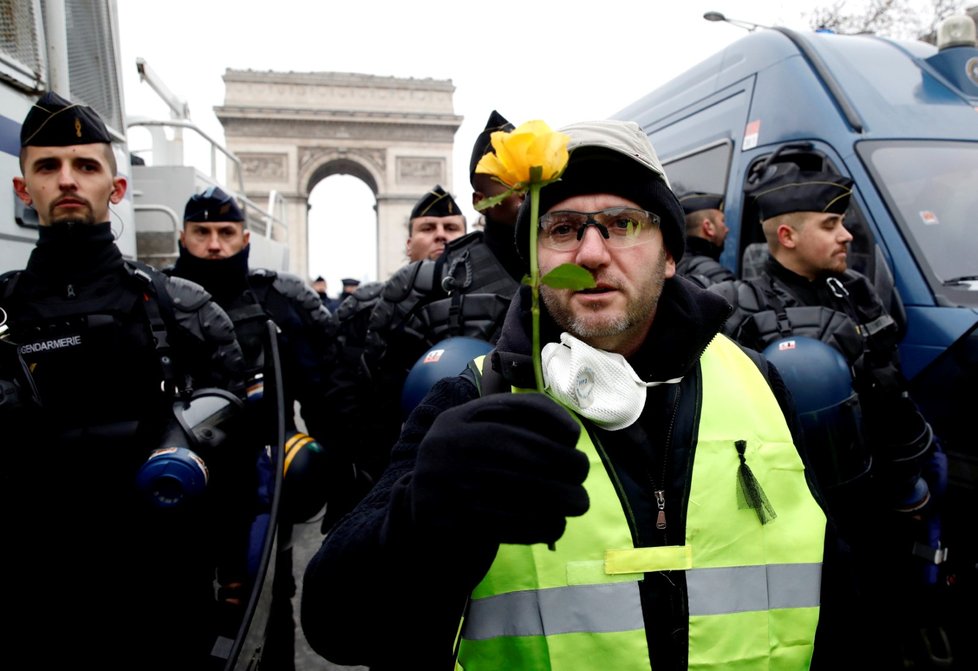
top-left (538, 207), bottom-right (661, 252)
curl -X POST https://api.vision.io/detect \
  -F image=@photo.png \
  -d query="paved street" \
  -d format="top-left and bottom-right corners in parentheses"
top-left (291, 520), bottom-right (367, 671)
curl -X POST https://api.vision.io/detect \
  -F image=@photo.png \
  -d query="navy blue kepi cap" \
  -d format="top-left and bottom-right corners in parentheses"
top-left (184, 186), bottom-right (245, 223)
top-left (752, 171), bottom-right (854, 220)
top-left (469, 110), bottom-right (515, 181)
top-left (21, 91), bottom-right (112, 147)
top-left (411, 185), bottom-right (461, 219)
top-left (679, 191), bottom-right (724, 215)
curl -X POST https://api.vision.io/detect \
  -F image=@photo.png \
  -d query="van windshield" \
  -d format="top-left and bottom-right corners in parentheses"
top-left (859, 140), bottom-right (978, 306)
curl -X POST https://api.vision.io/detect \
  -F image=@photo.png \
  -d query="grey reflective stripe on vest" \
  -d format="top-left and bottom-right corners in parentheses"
top-left (462, 582), bottom-right (643, 641)
top-left (686, 563), bottom-right (822, 616)
top-left (462, 562), bottom-right (821, 641)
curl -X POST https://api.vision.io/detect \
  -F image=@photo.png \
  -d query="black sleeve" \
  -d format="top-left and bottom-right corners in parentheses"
top-left (276, 300), bottom-right (335, 441)
top-left (300, 375), bottom-right (494, 669)
top-left (318, 290), bottom-right (404, 481)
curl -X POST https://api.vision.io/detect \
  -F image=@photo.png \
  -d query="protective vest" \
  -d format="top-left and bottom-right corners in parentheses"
top-left (0, 262), bottom-right (183, 427)
top-left (676, 253), bottom-right (734, 288)
top-left (365, 231), bottom-right (520, 373)
top-left (457, 336), bottom-right (826, 671)
top-left (719, 270), bottom-right (899, 373)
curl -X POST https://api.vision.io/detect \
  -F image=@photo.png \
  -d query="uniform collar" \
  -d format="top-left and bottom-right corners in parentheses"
top-left (684, 236), bottom-right (724, 261)
top-left (26, 222), bottom-right (124, 287)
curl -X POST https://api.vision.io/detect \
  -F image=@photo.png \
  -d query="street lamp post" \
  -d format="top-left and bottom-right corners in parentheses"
top-left (703, 11), bottom-right (768, 32)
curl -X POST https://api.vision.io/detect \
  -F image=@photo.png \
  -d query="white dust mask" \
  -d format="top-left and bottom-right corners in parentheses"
top-left (542, 332), bottom-right (682, 431)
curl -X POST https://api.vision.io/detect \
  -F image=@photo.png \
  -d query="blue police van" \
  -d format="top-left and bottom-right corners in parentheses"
top-left (615, 15), bottom-right (977, 665)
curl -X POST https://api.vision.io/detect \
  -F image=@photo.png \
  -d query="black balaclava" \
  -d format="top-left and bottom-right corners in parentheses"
top-left (172, 244), bottom-right (251, 305)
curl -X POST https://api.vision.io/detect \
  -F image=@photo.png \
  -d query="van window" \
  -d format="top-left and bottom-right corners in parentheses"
top-left (0, 0), bottom-right (45, 92)
top-left (859, 140), bottom-right (978, 307)
top-left (662, 141), bottom-right (732, 197)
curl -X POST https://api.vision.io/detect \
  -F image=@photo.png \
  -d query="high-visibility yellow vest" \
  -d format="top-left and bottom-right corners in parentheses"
top-left (456, 336), bottom-right (826, 670)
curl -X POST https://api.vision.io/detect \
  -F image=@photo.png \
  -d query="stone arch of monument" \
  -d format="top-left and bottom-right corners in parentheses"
top-left (302, 153), bottom-right (380, 197)
top-left (215, 69), bottom-right (462, 281)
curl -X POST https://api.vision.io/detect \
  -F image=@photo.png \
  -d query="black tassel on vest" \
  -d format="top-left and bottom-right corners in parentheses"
top-left (735, 439), bottom-right (777, 525)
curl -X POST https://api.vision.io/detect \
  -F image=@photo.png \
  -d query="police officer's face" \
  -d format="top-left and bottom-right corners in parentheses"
top-left (13, 144), bottom-right (126, 226)
top-left (538, 193), bottom-right (676, 358)
top-left (180, 221), bottom-right (250, 259)
top-left (406, 215), bottom-right (466, 261)
top-left (786, 212), bottom-right (853, 278)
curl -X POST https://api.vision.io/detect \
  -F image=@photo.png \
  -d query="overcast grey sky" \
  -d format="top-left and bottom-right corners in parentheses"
top-left (118, 0), bottom-right (817, 289)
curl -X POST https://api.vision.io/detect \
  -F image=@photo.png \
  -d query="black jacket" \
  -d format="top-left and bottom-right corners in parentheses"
top-left (301, 277), bottom-right (861, 670)
top-left (169, 247), bottom-right (336, 440)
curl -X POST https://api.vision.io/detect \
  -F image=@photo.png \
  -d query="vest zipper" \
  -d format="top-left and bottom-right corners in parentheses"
top-left (650, 385), bottom-right (682, 538)
top-left (654, 490), bottom-right (667, 530)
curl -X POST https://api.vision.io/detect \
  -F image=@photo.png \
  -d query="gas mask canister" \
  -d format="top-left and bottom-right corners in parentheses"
top-left (136, 388), bottom-right (243, 507)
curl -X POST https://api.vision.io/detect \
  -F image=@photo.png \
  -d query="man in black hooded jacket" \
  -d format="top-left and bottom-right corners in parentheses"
top-left (301, 119), bottom-right (862, 670)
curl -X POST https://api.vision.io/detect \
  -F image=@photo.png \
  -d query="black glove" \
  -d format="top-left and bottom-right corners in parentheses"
top-left (410, 392), bottom-right (589, 546)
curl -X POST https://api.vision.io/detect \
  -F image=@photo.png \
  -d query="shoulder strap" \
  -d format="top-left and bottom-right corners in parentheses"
top-left (124, 260), bottom-right (186, 398)
top-left (757, 276), bottom-right (795, 338)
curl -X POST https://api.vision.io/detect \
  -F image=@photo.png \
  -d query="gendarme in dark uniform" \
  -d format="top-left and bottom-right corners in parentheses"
top-left (709, 168), bottom-right (948, 669)
top-left (0, 92), bottom-right (248, 669)
top-left (676, 191), bottom-right (734, 288)
top-left (169, 186), bottom-right (352, 671)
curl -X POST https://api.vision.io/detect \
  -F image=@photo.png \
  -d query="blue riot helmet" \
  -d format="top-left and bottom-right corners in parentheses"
top-left (762, 336), bottom-right (872, 490)
top-left (136, 388), bottom-right (243, 508)
top-left (402, 337), bottom-right (494, 419)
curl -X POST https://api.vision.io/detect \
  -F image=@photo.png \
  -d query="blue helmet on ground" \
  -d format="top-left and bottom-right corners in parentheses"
top-left (401, 337), bottom-right (494, 419)
top-left (762, 336), bottom-right (871, 489)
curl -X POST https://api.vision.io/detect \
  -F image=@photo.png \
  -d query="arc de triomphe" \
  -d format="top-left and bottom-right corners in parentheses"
top-left (215, 69), bottom-right (462, 281)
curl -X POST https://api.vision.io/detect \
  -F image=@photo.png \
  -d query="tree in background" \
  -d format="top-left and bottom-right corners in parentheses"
top-left (805, 0), bottom-right (970, 39)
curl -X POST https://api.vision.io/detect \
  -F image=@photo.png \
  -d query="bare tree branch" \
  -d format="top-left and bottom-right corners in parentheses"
top-left (804, 0), bottom-right (969, 39)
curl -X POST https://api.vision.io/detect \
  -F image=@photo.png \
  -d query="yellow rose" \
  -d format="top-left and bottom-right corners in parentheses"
top-left (475, 120), bottom-right (569, 188)
top-left (473, 118), bottom-right (584, 412)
